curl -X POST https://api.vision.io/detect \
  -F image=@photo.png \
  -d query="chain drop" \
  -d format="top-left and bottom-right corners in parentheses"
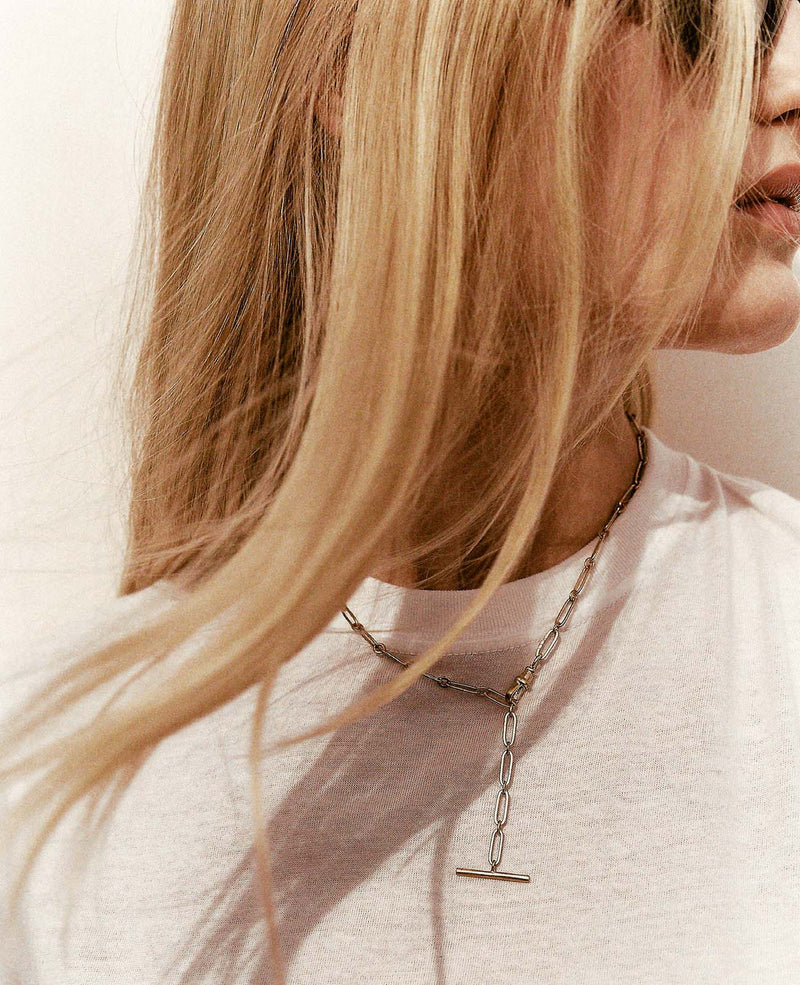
top-left (487, 708), bottom-right (518, 870)
top-left (342, 410), bottom-right (648, 881)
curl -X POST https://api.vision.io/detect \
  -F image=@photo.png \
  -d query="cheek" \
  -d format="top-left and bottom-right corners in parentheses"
top-left (591, 32), bottom-right (663, 226)
top-left (587, 27), bottom-right (696, 310)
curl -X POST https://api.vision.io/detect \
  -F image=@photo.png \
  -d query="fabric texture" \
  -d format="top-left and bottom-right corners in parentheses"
top-left (2, 426), bottom-right (799, 984)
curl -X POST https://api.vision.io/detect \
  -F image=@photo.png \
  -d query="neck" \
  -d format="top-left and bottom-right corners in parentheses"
top-left (369, 401), bottom-right (641, 591)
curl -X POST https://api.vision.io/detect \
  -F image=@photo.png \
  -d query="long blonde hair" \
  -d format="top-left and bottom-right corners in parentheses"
top-left (0, 0), bottom-right (780, 978)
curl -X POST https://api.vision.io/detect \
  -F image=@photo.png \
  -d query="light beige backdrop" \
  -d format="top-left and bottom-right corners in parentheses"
top-left (2, 3), bottom-right (799, 655)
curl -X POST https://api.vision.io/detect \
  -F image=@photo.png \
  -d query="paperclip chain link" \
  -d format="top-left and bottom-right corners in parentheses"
top-left (342, 410), bottom-right (648, 879)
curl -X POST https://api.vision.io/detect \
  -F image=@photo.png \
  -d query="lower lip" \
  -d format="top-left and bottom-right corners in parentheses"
top-left (734, 199), bottom-right (800, 240)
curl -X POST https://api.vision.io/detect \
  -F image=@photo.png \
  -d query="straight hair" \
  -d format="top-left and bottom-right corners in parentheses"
top-left (1, 1), bottom-right (786, 980)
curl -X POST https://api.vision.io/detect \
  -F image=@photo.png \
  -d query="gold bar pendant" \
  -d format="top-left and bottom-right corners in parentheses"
top-left (455, 867), bottom-right (530, 883)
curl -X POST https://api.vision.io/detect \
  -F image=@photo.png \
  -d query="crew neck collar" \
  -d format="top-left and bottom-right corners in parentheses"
top-left (340, 426), bottom-right (689, 653)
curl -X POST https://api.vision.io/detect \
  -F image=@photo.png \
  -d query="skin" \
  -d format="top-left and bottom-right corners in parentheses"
top-left (676, 0), bottom-right (800, 354)
top-left (370, 3), bottom-right (800, 591)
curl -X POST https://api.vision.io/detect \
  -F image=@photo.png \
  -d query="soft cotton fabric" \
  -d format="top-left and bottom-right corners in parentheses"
top-left (2, 426), bottom-right (799, 985)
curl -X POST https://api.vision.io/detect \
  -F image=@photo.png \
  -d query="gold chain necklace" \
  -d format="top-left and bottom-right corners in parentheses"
top-left (342, 410), bottom-right (648, 882)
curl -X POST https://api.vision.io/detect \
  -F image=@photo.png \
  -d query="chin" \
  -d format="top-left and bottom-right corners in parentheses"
top-left (663, 249), bottom-right (800, 354)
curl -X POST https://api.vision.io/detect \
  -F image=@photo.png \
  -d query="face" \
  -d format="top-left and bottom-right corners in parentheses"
top-left (666, 0), bottom-right (800, 354)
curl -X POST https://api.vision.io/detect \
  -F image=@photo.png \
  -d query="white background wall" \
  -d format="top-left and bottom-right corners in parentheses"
top-left (2, 3), bottom-right (800, 655)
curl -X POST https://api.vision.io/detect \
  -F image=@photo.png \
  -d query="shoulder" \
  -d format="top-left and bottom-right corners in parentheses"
top-left (690, 453), bottom-right (800, 544)
top-left (646, 428), bottom-right (800, 555)
top-left (677, 450), bottom-right (800, 616)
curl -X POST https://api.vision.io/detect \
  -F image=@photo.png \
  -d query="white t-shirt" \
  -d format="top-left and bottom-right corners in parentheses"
top-left (2, 426), bottom-right (800, 984)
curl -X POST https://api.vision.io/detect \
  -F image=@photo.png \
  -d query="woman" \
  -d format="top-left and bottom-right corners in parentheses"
top-left (2, 0), bottom-right (800, 981)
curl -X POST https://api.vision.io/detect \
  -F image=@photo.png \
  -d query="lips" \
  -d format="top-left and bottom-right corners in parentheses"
top-left (735, 162), bottom-right (800, 212)
top-left (735, 197), bottom-right (800, 240)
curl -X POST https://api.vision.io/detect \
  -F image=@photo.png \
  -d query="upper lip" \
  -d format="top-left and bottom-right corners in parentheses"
top-left (736, 163), bottom-right (800, 208)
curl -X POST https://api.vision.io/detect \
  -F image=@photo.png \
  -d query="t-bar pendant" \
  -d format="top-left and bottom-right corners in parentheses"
top-left (455, 866), bottom-right (530, 882)
top-left (455, 707), bottom-right (531, 883)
